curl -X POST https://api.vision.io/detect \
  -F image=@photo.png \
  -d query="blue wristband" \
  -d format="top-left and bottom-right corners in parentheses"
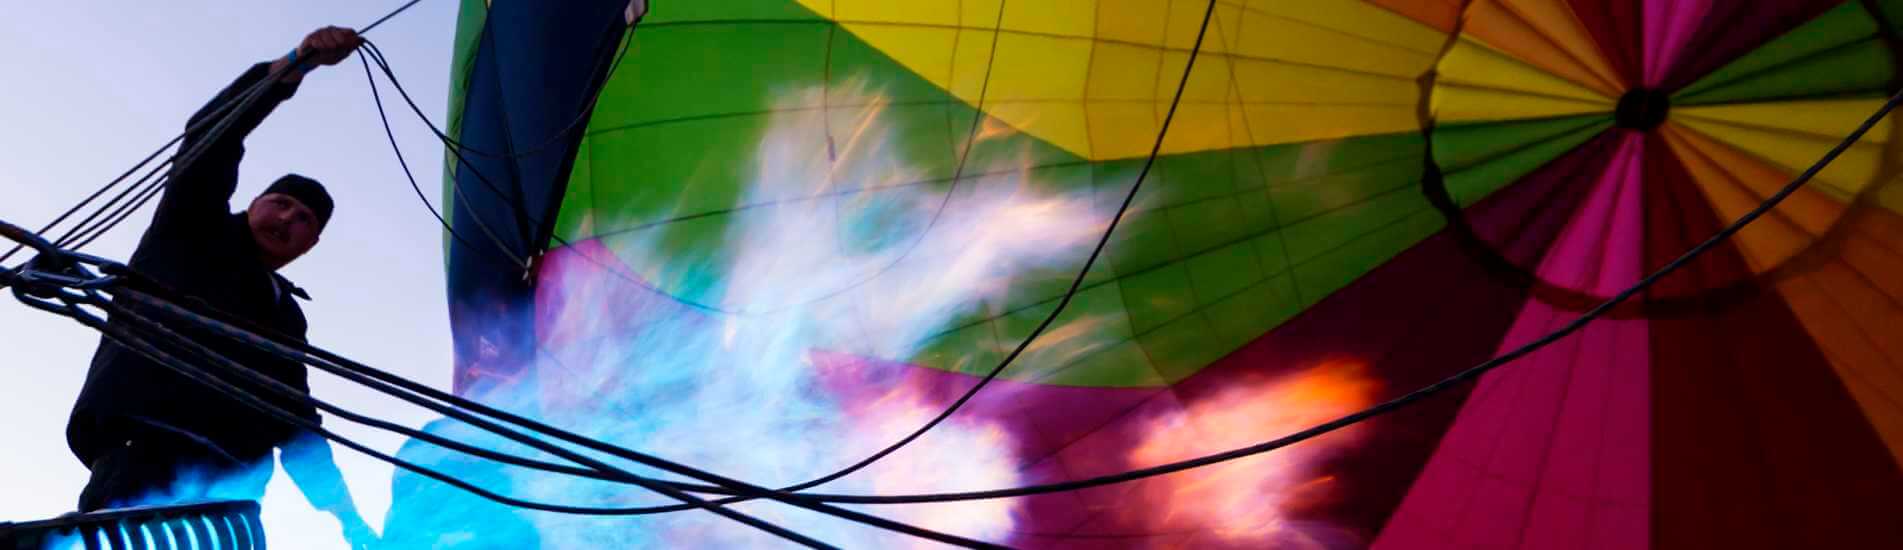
top-left (286, 48), bottom-right (315, 75)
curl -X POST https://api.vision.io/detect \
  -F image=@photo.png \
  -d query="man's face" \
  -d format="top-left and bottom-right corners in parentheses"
top-left (247, 192), bottom-right (323, 269)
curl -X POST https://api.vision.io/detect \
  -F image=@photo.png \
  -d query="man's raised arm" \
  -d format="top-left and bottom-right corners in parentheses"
top-left (154, 27), bottom-right (361, 232)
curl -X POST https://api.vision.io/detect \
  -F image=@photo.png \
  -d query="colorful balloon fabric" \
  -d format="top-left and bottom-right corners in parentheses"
top-left (438, 0), bottom-right (1903, 547)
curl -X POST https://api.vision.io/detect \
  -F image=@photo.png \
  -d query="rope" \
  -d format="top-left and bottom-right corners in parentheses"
top-left (355, 21), bottom-right (631, 271)
top-left (360, 51), bottom-right (528, 269)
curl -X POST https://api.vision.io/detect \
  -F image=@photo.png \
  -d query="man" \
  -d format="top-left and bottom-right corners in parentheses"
top-left (64, 27), bottom-right (375, 547)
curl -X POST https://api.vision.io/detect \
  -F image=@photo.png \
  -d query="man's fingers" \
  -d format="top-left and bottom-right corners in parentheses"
top-left (315, 29), bottom-right (359, 54)
top-left (297, 26), bottom-right (361, 66)
top-left (309, 27), bottom-right (341, 49)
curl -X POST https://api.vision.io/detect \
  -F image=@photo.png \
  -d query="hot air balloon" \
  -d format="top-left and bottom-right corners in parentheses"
top-left (424, 0), bottom-right (1903, 547)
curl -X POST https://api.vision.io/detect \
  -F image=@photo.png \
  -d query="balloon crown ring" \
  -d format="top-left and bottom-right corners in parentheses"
top-left (1615, 88), bottom-right (1671, 130)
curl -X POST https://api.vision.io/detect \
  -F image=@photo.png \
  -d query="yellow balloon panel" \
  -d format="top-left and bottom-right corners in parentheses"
top-left (1231, 57), bottom-right (1421, 106)
top-left (949, 29), bottom-right (999, 100)
top-left (1437, 38), bottom-right (1612, 104)
top-left (827, 0), bottom-right (960, 25)
top-left (990, 33), bottom-right (1093, 101)
top-left (1155, 50), bottom-right (1233, 104)
top-left (1086, 103), bottom-right (1163, 160)
top-left (1432, 83), bottom-right (1609, 124)
top-left (843, 24), bottom-right (959, 88)
top-left (1237, 0), bottom-right (1448, 56)
top-left (794, 0), bottom-right (1447, 161)
top-left (1098, 0), bottom-right (1171, 44)
top-left (1673, 102), bottom-right (1891, 201)
top-left (1002, 0), bottom-right (1099, 38)
top-left (1223, 6), bottom-right (1441, 79)
top-left (1678, 99), bottom-right (1898, 145)
top-left (1086, 43), bottom-right (1164, 101)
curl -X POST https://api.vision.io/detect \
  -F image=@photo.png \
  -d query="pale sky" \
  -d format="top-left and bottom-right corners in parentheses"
top-left (0, 2), bottom-right (463, 548)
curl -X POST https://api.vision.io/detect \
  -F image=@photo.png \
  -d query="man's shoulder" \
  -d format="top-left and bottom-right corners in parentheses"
top-left (134, 210), bottom-right (247, 251)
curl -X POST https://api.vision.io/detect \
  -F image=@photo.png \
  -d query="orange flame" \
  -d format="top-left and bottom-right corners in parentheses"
top-left (1125, 360), bottom-right (1378, 545)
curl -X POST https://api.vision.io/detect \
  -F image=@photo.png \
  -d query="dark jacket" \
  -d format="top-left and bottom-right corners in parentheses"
top-left (67, 63), bottom-right (320, 469)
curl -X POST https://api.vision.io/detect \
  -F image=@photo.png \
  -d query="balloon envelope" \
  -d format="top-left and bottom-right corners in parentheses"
top-left (436, 1), bottom-right (1903, 547)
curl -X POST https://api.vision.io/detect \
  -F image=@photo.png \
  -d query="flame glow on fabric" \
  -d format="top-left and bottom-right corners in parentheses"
top-left (516, 84), bottom-right (1101, 547)
top-left (430, 0), bottom-right (1903, 548)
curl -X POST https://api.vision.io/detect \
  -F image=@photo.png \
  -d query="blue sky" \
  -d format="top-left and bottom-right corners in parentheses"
top-left (0, 2), bottom-right (463, 548)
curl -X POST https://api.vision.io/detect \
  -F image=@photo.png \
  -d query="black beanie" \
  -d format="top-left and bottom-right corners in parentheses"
top-left (263, 174), bottom-right (334, 227)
